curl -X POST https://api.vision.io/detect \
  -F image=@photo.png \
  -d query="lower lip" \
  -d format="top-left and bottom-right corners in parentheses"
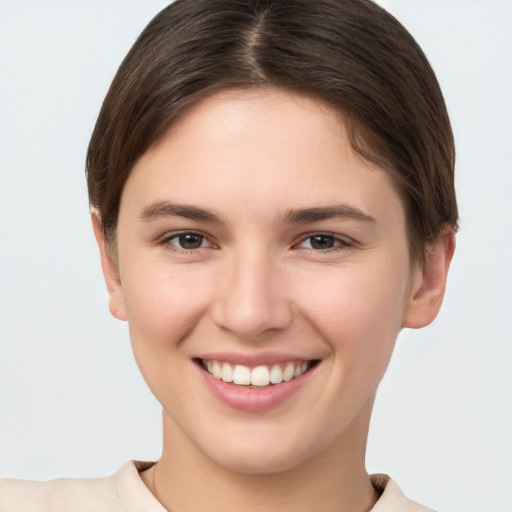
top-left (197, 364), bottom-right (314, 413)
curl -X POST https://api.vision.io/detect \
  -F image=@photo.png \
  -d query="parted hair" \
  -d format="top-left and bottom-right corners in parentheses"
top-left (86, 0), bottom-right (458, 264)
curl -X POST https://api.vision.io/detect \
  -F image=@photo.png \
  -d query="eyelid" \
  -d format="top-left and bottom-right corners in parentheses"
top-left (154, 229), bottom-right (354, 253)
top-left (293, 232), bottom-right (354, 251)
top-left (156, 229), bottom-right (218, 251)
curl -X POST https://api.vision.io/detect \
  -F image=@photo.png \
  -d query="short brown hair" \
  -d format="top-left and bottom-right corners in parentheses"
top-left (86, 0), bottom-right (458, 264)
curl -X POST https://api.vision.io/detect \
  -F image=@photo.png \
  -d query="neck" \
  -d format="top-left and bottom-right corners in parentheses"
top-left (142, 401), bottom-right (378, 512)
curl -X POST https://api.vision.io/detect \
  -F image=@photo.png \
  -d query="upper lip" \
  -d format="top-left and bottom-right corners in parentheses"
top-left (194, 351), bottom-right (321, 367)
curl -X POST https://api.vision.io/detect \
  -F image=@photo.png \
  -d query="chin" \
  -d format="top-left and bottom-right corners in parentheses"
top-left (198, 427), bottom-right (321, 475)
top-left (212, 447), bottom-right (306, 475)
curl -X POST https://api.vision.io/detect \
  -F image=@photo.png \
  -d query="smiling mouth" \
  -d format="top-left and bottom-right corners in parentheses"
top-left (196, 359), bottom-right (319, 388)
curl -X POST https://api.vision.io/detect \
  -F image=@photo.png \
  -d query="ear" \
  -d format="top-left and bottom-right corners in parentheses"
top-left (91, 210), bottom-right (128, 321)
top-left (402, 227), bottom-right (456, 329)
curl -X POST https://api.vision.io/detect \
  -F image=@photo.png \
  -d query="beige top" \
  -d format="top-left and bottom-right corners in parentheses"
top-left (0, 461), bottom-right (435, 512)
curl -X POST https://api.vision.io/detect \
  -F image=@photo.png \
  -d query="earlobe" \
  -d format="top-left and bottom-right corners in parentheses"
top-left (402, 228), bottom-right (456, 329)
top-left (91, 210), bottom-right (128, 321)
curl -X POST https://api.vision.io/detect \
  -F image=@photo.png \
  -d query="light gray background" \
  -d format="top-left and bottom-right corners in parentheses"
top-left (0, 1), bottom-right (510, 511)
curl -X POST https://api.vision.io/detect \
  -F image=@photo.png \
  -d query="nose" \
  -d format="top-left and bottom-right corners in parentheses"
top-left (211, 248), bottom-right (293, 341)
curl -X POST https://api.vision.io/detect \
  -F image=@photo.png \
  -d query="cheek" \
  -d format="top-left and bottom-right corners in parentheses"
top-left (122, 260), bottom-right (204, 331)
top-left (299, 258), bottom-right (410, 356)
top-left (119, 265), bottom-right (216, 417)
top-left (119, 263), bottom-right (210, 377)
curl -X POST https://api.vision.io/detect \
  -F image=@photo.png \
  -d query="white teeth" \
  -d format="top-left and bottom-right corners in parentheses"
top-left (269, 364), bottom-right (283, 384)
top-left (221, 362), bottom-right (233, 383)
top-left (282, 363), bottom-right (295, 381)
top-left (212, 361), bottom-right (222, 379)
top-left (233, 365), bottom-right (251, 385)
top-left (203, 360), bottom-right (311, 387)
top-left (251, 365), bottom-right (270, 387)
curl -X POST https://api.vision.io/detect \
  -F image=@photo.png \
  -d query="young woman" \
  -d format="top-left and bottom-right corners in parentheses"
top-left (0, 1), bottom-right (457, 510)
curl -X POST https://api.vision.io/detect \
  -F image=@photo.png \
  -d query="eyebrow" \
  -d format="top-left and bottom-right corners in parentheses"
top-left (139, 200), bottom-right (375, 225)
top-left (281, 204), bottom-right (376, 224)
top-left (139, 201), bottom-right (224, 224)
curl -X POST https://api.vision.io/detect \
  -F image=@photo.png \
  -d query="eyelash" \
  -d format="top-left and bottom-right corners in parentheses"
top-left (157, 231), bottom-right (215, 252)
top-left (294, 232), bottom-right (353, 253)
top-left (156, 231), bottom-right (353, 254)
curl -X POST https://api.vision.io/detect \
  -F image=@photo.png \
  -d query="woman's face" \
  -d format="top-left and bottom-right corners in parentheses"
top-left (102, 88), bottom-right (427, 473)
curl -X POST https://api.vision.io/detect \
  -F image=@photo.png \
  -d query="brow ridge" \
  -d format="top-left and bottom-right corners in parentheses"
top-left (282, 205), bottom-right (376, 224)
top-left (139, 201), bottom-right (375, 226)
top-left (139, 201), bottom-right (223, 223)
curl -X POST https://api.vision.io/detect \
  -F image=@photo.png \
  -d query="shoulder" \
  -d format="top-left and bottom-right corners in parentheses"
top-left (0, 472), bottom-right (122, 512)
top-left (370, 474), bottom-right (437, 512)
top-left (0, 461), bottom-right (163, 512)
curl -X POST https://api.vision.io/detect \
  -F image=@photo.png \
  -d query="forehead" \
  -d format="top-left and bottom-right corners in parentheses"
top-left (122, 88), bottom-right (405, 231)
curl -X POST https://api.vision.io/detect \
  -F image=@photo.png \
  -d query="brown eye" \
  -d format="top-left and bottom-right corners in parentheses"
top-left (309, 235), bottom-right (336, 250)
top-left (160, 231), bottom-right (209, 251)
top-left (177, 233), bottom-right (205, 249)
top-left (296, 233), bottom-right (351, 252)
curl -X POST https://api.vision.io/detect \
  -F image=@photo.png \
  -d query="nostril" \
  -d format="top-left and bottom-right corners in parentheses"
top-left (211, 300), bottom-right (294, 341)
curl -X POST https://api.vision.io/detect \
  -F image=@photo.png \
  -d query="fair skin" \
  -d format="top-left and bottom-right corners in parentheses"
top-left (93, 88), bottom-right (454, 512)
